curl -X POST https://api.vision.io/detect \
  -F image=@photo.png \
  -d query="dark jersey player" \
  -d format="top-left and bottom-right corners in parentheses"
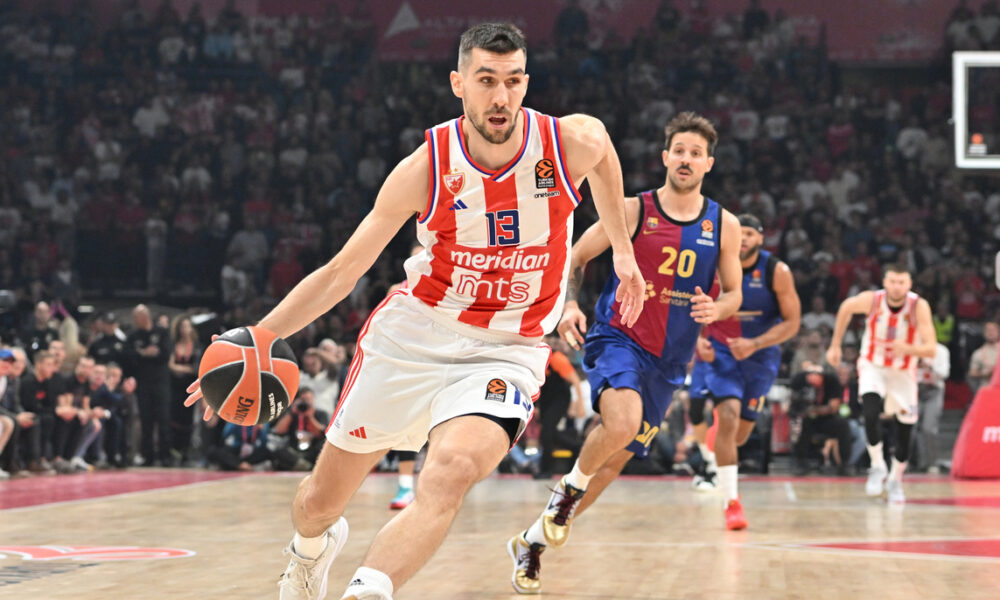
top-left (506, 112), bottom-right (743, 594)
top-left (689, 213), bottom-right (800, 530)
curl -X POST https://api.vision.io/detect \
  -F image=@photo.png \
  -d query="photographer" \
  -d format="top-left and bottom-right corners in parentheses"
top-left (791, 360), bottom-right (853, 475)
top-left (271, 387), bottom-right (329, 471)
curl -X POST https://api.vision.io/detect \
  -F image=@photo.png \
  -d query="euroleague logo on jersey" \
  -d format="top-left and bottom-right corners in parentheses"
top-left (535, 159), bottom-right (555, 189)
top-left (700, 219), bottom-right (714, 239)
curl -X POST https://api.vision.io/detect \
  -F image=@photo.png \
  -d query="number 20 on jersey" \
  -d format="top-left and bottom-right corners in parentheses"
top-left (659, 247), bottom-right (696, 277)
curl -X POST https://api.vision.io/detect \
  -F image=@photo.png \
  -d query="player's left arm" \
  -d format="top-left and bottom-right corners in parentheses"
top-left (559, 113), bottom-right (643, 327)
top-left (891, 299), bottom-right (937, 358)
top-left (692, 210), bottom-right (742, 324)
top-left (732, 261), bottom-right (801, 359)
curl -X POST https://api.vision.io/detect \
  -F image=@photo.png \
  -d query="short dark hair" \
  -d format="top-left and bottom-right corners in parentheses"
top-left (663, 111), bottom-right (718, 156)
top-left (883, 262), bottom-right (911, 276)
top-left (458, 23), bottom-right (527, 70)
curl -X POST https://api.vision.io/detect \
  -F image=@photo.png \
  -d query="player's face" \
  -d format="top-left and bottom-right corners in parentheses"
top-left (451, 49), bottom-right (528, 145)
top-left (662, 133), bottom-right (714, 194)
top-left (883, 270), bottom-right (912, 304)
top-left (739, 226), bottom-right (763, 261)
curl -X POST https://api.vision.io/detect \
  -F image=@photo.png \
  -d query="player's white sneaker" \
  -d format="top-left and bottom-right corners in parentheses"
top-left (278, 518), bottom-right (349, 600)
top-left (865, 464), bottom-right (887, 496)
top-left (693, 472), bottom-right (718, 492)
top-left (885, 478), bottom-right (905, 504)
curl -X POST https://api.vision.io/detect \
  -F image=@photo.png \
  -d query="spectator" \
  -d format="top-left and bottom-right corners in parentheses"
top-left (21, 301), bottom-right (58, 355)
top-left (104, 362), bottom-right (138, 467)
top-left (271, 387), bottom-right (328, 471)
top-left (298, 347), bottom-right (340, 416)
top-left (168, 316), bottom-right (202, 466)
top-left (89, 312), bottom-right (127, 366)
top-left (125, 304), bottom-right (172, 466)
top-left (18, 350), bottom-right (58, 474)
top-left (792, 361), bottom-right (852, 475)
top-left (968, 321), bottom-right (999, 395)
top-left (790, 330), bottom-right (827, 374)
top-left (801, 297), bottom-right (836, 334)
top-left (0, 349), bottom-right (18, 477)
top-left (58, 315), bottom-right (87, 372)
top-left (933, 302), bottom-right (955, 346)
top-left (207, 422), bottom-right (272, 471)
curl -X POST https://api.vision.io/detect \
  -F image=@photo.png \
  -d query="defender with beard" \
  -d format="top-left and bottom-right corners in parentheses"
top-left (690, 214), bottom-right (801, 529)
top-left (185, 23), bottom-right (645, 600)
top-left (826, 264), bottom-right (936, 504)
top-left (507, 112), bottom-right (742, 595)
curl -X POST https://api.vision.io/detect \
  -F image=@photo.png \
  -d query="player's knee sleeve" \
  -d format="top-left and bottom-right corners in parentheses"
top-left (862, 393), bottom-right (883, 444)
top-left (895, 421), bottom-right (914, 463)
top-left (689, 394), bottom-right (707, 425)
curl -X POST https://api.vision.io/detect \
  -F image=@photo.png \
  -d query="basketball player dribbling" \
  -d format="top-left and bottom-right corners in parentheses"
top-left (185, 23), bottom-right (645, 600)
top-left (507, 112), bottom-right (743, 594)
top-left (826, 264), bottom-right (936, 503)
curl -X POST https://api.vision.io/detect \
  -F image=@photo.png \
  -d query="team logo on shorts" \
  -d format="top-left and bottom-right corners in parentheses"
top-left (443, 168), bottom-right (466, 195)
top-left (535, 159), bottom-right (555, 189)
top-left (485, 378), bottom-right (507, 402)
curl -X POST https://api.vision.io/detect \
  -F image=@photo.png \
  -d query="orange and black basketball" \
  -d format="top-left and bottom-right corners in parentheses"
top-left (197, 326), bottom-right (299, 425)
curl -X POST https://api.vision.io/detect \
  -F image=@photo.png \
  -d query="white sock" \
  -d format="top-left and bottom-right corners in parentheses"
top-left (698, 443), bottom-right (717, 471)
top-left (718, 464), bottom-right (738, 502)
top-left (890, 457), bottom-right (907, 481)
top-left (524, 520), bottom-right (547, 546)
top-left (343, 566), bottom-right (393, 600)
top-left (564, 461), bottom-right (592, 491)
top-left (398, 474), bottom-right (414, 489)
top-left (293, 531), bottom-right (327, 560)
top-left (867, 443), bottom-right (886, 470)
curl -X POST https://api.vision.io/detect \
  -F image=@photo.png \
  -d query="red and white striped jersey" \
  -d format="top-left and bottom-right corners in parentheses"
top-left (404, 107), bottom-right (582, 339)
top-left (859, 289), bottom-right (922, 372)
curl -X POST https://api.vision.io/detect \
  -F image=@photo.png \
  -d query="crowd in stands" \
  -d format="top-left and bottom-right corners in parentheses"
top-left (1, 0), bottom-right (999, 478)
top-left (0, 299), bottom-right (348, 477)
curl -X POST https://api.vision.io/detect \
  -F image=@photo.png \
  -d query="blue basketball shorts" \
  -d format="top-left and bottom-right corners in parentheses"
top-left (582, 322), bottom-right (686, 458)
top-left (704, 340), bottom-right (780, 421)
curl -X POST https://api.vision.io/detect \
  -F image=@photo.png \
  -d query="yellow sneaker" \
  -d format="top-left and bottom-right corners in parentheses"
top-left (540, 477), bottom-right (585, 547)
top-left (507, 533), bottom-right (544, 594)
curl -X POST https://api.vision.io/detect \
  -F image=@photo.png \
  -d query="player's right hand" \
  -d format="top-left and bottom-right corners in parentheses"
top-left (184, 334), bottom-right (219, 421)
top-left (612, 252), bottom-right (645, 327)
top-left (558, 303), bottom-right (588, 350)
top-left (825, 345), bottom-right (841, 367)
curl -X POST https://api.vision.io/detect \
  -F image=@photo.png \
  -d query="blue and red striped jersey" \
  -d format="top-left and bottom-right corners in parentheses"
top-left (593, 190), bottom-right (721, 363)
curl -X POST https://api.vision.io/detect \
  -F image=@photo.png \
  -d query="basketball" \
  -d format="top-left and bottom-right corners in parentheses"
top-left (197, 326), bottom-right (300, 425)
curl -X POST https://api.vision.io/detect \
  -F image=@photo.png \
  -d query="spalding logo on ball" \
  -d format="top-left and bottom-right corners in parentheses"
top-left (198, 326), bottom-right (299, 425)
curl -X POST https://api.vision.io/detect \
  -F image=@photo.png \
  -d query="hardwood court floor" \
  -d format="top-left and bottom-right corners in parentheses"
top-left (2, 469), bottom-right (999, 599)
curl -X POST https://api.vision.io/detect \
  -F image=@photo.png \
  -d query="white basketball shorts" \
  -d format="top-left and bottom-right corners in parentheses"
top-left (857, 359), bottom-right (918, 424)
top-left (326, 291), bottom-right (547, 453)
